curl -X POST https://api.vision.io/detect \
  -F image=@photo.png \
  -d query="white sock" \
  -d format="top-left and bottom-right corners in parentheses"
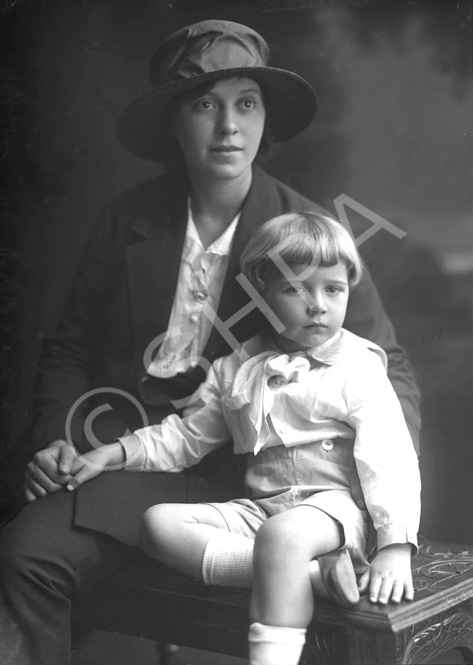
top-left (248, 622), bottom-right (306, 665)
top-left (201, 530), bottom-right (254, 588)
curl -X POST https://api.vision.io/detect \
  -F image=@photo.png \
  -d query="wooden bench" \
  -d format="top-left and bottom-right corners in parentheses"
top-left (77, 536), bottom-right (473, 664)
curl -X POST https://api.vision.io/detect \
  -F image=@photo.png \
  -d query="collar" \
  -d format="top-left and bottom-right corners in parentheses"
top-left (243, 328), bottom-right (387, 370)
top-left (184, 199), bottom-right (240, 260)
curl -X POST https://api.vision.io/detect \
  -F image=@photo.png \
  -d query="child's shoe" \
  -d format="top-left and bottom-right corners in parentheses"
top-left (317, 548), bottom-right (360, 607)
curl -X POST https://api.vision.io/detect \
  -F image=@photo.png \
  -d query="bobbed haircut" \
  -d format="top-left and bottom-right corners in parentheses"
top-left (240, 211), bottom-right (363, 293)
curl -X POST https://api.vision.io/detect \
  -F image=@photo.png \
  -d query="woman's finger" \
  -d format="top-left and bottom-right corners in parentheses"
top-left (58, 444), bottom-right (77, 475)
top-left (26, 465), bottom-right (65, 494)
top-left (25, 477), bottom-right (49, 500)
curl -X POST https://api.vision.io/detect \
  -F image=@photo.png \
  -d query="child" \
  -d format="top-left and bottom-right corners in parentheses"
top-left (68, 212), bottom-right (421, 665)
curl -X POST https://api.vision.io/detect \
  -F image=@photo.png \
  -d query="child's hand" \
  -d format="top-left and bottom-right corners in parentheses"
top-left (358, 543), bottom-right (414, 605)
top-left (66, 443), bottom-right (125, 491)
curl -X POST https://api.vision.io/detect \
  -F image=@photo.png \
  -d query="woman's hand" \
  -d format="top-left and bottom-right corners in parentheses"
top-left (358, 543), bottom-right (414, 604)
top-left (66, 443), bottom-right (125, 491)
top-left (24, 440), bottom-right (77, 502)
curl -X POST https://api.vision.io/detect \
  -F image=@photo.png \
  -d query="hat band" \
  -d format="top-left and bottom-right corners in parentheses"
top-left (154, 35), bottom-right (268, 87)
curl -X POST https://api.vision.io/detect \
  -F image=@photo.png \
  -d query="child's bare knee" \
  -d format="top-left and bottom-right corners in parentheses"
top-left (254, 515), bottom-right (305, 564)
top-left (140, 504), bottom-right (174, 556)
top-left (254, 519), bottom-right (285, 556)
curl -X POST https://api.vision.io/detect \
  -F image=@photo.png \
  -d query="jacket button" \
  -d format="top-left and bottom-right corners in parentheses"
top-left (322, 439), bottom-right (334, 451)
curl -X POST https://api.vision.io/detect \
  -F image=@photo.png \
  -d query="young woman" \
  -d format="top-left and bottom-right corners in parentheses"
top-left (67, 212), bottom-right (421, 665)
top-left (0, 20), bottom-right (420, 665)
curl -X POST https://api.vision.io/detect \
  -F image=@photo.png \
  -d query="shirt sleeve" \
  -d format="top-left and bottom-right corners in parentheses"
top-left (342, 351), bottom-right (421, 553)
top-left (344, 269), bottom-right (422, 452)
top-left (120, 362), bottom-right (232, 472)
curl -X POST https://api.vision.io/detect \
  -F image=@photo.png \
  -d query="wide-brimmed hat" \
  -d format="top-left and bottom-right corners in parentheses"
top-left (116, 19), bottom-right (317, 162)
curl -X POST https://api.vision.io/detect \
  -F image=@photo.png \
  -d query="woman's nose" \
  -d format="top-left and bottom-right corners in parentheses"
top-left (217, 108), bottom-right (238, 135)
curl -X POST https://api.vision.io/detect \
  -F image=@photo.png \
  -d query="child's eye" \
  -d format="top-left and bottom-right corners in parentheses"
top-left (285, 285), bottom-right (305, 294)
top-left (326, 286), bottom-right (344, 295)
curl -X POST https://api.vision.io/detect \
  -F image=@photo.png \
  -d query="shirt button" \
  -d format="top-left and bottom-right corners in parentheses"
top-left (322, 439), bottom-right (334, 451)
top-left (192, 289), bottom-right (208, 303)
top-left (279, 425), bottom-right (287, 434)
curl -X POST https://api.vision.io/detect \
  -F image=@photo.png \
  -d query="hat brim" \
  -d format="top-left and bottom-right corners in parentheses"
top-left (116, 67), bottom-right (317, 162)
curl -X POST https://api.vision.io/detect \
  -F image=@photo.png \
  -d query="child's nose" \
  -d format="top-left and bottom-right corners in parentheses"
top-left (306, 293), bottom-right (327, 314)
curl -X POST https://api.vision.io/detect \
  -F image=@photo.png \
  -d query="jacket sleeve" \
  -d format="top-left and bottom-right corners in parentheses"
top-left (121, 363), bottom-right (232, 472)
top-left (31, 203), bottom-right (125, 453)
top-left (343, 270), bottom-right (421, 451)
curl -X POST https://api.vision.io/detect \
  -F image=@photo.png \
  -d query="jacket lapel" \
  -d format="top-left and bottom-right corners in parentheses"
top-left (126, 173), bottom-right (188, 346)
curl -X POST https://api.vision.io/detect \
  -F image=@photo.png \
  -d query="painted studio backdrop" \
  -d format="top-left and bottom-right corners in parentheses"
top-left (1, 1), bottom-right (472, 543)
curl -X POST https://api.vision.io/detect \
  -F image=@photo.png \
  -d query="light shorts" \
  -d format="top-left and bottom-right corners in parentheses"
top-left (205, 488), bottom-right (370, 572)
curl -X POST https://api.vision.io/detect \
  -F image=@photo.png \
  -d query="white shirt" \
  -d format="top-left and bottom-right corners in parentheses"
top-left (122, 329), bottom-right (421, 553)
top-left (146, 201), bottom-right (240, 378)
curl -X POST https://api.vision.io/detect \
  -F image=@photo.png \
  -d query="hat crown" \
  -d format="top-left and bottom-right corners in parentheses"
top-left (149, 20), bottom-right (270, 88)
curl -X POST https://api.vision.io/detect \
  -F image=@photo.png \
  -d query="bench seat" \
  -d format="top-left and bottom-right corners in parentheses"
top-left (78, 536), bottom-right (473, 664)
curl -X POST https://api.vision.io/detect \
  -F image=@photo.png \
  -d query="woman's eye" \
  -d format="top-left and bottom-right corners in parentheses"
top-left (194, 99), bottom-right (214, 111)
top-left (241, 98), bottom-right (256, 110)
top-left (285, 286), bottom-right (304, 294)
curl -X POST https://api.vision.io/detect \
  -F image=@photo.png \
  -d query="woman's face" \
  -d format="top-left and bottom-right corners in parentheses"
top-left (173, 77), bottom-right (266, 183)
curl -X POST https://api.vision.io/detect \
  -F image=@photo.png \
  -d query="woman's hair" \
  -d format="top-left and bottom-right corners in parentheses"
top-left (159, 78), bottom-right (280, 171)
top-left (240, 211), bottom-right (363, 293)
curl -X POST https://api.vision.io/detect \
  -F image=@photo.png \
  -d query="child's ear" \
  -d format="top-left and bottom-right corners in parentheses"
top-left (255, 276), bottom-right (265, 293)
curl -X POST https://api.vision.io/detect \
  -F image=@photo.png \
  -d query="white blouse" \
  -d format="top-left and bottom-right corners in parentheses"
top-left (146, 201), bottom-right (240, 378)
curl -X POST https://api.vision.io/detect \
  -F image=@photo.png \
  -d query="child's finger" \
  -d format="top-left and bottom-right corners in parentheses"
top-left (404, 578), bottom-right (415, 601)
top-left (376, 578), bottom-right (394, 605)
top-left (369, 575), bottom-right (383, 603)
top-left (66, 467), bottom-right (92, 491)
top-left (357, 569), bottom-right (370, 594)
top-left (390, 579), bottom-right (405, 604)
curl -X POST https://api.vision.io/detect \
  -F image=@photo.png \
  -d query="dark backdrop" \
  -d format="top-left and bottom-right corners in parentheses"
top-left (1, 0), bottom-right (472, 543)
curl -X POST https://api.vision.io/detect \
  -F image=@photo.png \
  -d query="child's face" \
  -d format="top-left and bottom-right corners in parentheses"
top-left (263, 261), bottom-right (349, 352)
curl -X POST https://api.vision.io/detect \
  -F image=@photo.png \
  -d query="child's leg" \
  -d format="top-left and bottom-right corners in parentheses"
top-left (140, 503), bottom-right (254, 587)
top-left (140, 503), bottom-right (229, 578)
top-left (250, 505), bottom-right (341, 629)
top-left (247, 506), bottom-right (343, 665)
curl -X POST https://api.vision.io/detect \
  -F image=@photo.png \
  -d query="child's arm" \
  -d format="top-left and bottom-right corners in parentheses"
top-left (344, 349), bottom-right (421, 603)
top-left (66, 361), bottom-right (232, 490)
top-left (357, 543), bottom-right (414, 604)
top-left (66, 442), bottom-right (125, 491)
